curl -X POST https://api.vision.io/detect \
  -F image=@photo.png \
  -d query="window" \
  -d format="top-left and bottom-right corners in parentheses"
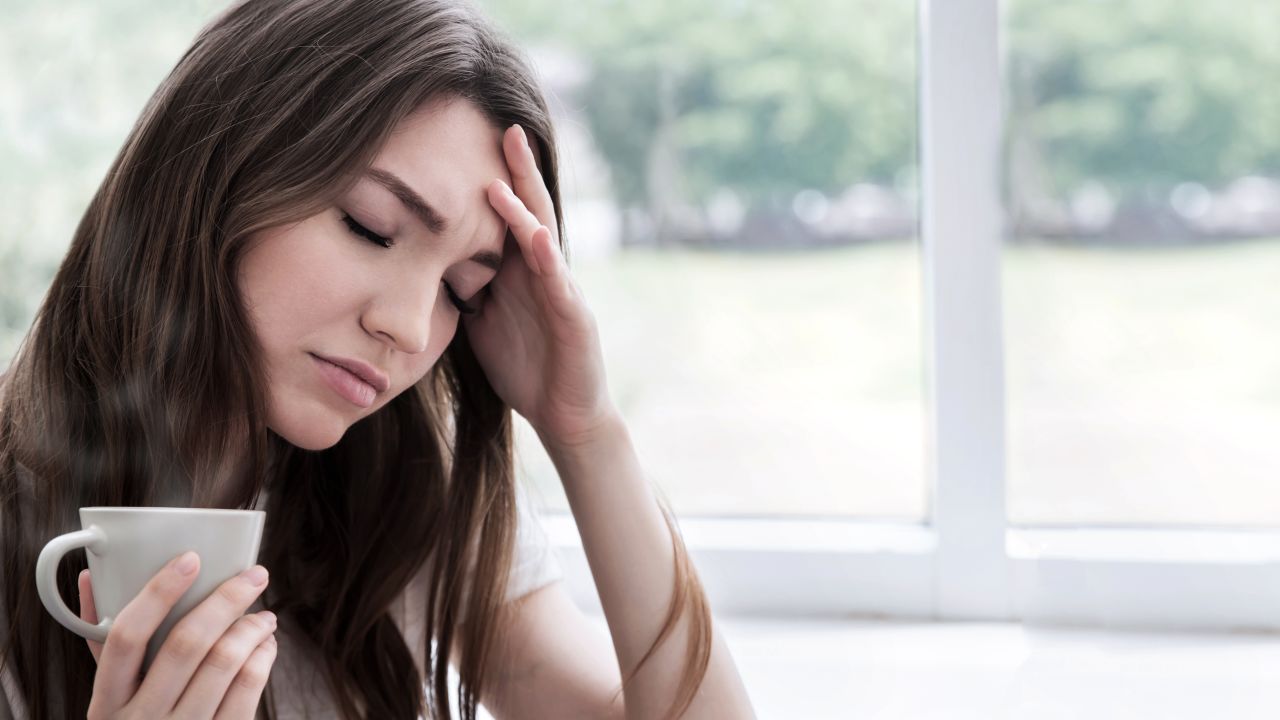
top-left (485, 0), bottom-right (929, 521)
top-left (3, 0), bottom-right (1278, 630)
top-left (1004, 0), bottom-right (1280, 527)
top-left (511, 0), bottom-right (1280, 629)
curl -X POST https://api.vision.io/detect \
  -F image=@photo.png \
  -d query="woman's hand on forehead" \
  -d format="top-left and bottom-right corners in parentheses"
top-left (464, 124), bottom-right (619, 451)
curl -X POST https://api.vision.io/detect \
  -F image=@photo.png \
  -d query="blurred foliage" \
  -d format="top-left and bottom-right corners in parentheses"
top-left (1, 0), bottom-right (1276, 257)
top-left (1006, 0), bottom-right (1280, 196)
top-left (482, 0), bottom-right (918, 208)
top-left (0, 0), bottom-right (226, 365)
top-left (483, 0), bottom-right (1280, 210)
top-left (0, 244), bottom-right (55, 361)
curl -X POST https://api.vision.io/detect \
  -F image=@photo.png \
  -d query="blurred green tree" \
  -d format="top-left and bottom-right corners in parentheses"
top-left (485, 0), bottom-right (1279, 220)
top-left (483, 0), bottom-right (918, 214)
top-left (1007, 0), bottom-right (1280, 198)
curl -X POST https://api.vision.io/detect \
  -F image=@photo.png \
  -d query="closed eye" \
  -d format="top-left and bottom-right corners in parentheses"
top-left (341, 213), bottom-right (393, 248)
top-left (340, 212), bottom-right (478, 314)
top-left (445, 283), bottom-right (479, 315)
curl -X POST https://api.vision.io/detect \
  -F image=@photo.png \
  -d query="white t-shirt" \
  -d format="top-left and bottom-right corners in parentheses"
top-left (0, 478), bottom-right (563, 720)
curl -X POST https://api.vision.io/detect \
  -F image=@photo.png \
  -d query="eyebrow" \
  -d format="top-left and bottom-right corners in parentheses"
top-left (365, 167), bottom-right (504, 272)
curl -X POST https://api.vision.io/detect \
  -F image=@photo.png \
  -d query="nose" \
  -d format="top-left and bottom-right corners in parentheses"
top-left (361, 272), bottom-right (438, 354)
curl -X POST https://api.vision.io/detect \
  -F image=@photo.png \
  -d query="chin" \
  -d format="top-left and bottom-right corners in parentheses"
top-left (267, 398), bottom-right (354, 451)
top-left (278, 424), bottom-right (348, 451)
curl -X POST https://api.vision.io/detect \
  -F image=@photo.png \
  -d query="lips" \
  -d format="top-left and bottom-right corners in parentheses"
top-left (309, 353), bottom-right (390, 409)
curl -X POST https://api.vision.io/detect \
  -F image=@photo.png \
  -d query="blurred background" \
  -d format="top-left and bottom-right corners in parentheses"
top-left (4, 0), bottom-right (1276, 526)
top-left (2, 0), bottom-right (1279, 716)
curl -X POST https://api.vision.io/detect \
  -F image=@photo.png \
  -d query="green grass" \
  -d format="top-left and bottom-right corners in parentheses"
top-left (1002, 238), bottom-right (1280, 526)
top-left (522, 238), bottom-right (1280, 527)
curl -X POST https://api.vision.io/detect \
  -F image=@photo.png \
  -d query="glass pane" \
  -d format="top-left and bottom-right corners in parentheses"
top-left (1004, 0), bottom-right (1280, 525)
top-left (484, 0), bottom-right (927, 518)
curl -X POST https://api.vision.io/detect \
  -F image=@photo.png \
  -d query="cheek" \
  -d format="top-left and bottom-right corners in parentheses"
top-left (432, 312), bottom-right (461, 357)
top-left (238, 235), bottom-right (295, 358)
top-left (239, 226), bottom-right (361, 347)
top-left (238, 226), bottom-right (376, 443)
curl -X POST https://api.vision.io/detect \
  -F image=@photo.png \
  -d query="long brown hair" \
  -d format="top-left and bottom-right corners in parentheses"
top-left (0, 0), bottom-right (712, 717)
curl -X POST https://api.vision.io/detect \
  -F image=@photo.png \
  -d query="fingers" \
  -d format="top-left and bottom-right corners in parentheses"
top-left (487, 179), bottom-right (545, 276)
top-left (212, 635), bottom-right (278, 720)
top-left (487, 123), bottom-right (581, 316)
top-left (531, 226), bottom-right (578, 314)
top-left (503, 124), bottom-right (556, 230)
top-left (90, 551), bottom-right (202, 714)
top-left (77, 570), bottom-right (104, 664)
top-left (486, 181), bottom-right (584, 327)
top-left (172, 611), bottom-right (277, 718)
top-left (132, 564), bottom-right (270, 713)
top-left (488, 123), bottom-right (561, 280)
top-left (533, 225), bottom-right (566, 279)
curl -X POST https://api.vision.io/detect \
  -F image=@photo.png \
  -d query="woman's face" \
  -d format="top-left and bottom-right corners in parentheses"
top-left (237, 98), bottom-right (512, 450)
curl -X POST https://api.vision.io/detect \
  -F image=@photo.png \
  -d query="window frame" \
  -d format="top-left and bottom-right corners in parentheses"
top-left (544, 0), bottom-right (1280, 631)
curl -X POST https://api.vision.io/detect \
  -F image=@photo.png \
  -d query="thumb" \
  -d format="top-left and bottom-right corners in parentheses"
top-left (77, 569), bottom-right (104, 664)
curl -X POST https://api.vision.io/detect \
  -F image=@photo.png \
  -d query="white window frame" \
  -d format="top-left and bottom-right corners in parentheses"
top-left (544, 0), bottom-right (1280, 631)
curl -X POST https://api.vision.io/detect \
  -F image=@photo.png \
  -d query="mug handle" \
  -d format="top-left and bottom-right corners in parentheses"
top-left (36, 526), bottom-right (111, 643)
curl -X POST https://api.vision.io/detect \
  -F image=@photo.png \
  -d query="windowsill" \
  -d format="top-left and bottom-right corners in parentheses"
top-left (466, 616), bottom-right (1280, 719)
top-left (1008, 527), bottom-right (1280, 565)
top-left (540, 513), bottom-right (1280, 627)
top-left (542, 513), bottom-right (937, 554)
top-left (722, 617), bottom-right (1280, 719)
top-left (546, 512), bottom-right (1280, 565)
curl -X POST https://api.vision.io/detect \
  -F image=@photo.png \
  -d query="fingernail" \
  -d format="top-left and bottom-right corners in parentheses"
top-left (174, 551), bottom-right (199, 576)
top-left (241, 565), bottom-right (268, 586)
top-left (260, 610), bottom-right (277, 629)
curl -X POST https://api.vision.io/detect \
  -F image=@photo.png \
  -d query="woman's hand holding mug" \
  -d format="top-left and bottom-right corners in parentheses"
top-left (35, 506), bottom-right (271, 718)
top-left (77, 553), bottom-right (276, 719)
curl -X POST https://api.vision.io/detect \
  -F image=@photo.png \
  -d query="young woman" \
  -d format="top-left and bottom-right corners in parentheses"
top-left (0, 0), bottom-right (755, 717)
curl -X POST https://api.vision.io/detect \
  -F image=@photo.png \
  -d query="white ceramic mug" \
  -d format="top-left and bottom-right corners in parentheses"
top-left (36, 507), bottom-right (266, 672)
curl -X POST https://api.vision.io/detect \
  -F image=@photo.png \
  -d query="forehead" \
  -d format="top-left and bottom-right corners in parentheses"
top-left (371, 97), bottom-right (512, 238)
